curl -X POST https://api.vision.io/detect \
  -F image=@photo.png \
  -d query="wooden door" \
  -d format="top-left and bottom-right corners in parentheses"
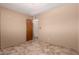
top-left (26, 19), bottom-right (33, 41)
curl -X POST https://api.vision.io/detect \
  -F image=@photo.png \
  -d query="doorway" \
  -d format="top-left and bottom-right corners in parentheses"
top-left (26, 19), bottom-right (33, 41)
top-left (33, 18), bottom-right (39, 40)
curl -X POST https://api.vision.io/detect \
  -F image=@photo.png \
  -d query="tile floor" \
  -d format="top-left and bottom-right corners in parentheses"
top-left (0, 39), bottom-right (78, 55)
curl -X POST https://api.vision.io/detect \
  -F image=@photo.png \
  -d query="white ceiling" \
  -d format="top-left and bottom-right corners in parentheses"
top-left (0, 3), bottom-right (64, 16)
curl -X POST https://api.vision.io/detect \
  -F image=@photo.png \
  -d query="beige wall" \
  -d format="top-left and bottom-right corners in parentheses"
top-left (77, 4), bottom-right (79, 52)
top-left (0, 7), bottom-right (32, 48)
top-left (38, 4), bottom-right (77, 50)
top-left (0, 8), bottom-right (1, 47)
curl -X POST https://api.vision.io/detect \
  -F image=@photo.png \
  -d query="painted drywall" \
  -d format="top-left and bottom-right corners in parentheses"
top-left (77, 4), bottom-right (79, 52)
top-left (0, 7), bottom-right (32, 48)
top-left (38, 4), bottom-right (77, 50)
top-left (0, 8), bottom-right (1, 47)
